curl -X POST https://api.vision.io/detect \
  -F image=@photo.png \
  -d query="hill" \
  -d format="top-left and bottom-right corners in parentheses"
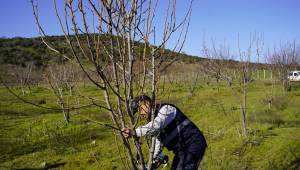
top-left (0, 35), bottom-right (204, 69)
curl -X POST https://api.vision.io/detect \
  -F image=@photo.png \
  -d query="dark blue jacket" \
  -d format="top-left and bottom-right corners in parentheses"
top-left (155, 104), bottom-right (207, 152)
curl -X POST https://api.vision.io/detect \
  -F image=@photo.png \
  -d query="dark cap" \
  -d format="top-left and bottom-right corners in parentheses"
top-left (131, 95), bottom-right (152, 115)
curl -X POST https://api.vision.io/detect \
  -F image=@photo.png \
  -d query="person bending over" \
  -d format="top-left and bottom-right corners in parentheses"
top-left (122, 95), bottom-right (207, 170)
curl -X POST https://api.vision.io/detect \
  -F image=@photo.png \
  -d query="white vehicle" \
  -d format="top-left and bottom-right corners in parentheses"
top-left (288, 71), bottom-right (300, 82)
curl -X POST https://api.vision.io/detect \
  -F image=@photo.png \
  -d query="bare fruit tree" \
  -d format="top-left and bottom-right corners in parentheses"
top-left (201, 35), bottom-right (264, 137)
top-left (44, 62), bottom-right (77, 124)
top-left (201, 39), bottom-right (234, 90)
top-left (31, 0), bottom-right (193, 169)
top-left (268, 41), bottom-right (300, 94)
top-left (9, 62), bottom-right (38, 95)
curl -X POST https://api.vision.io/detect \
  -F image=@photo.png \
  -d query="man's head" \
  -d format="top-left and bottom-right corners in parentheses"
top-left (132, 95), bottom-right (152, 119)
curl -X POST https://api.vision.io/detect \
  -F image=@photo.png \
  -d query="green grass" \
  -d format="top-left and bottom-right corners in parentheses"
top-left (0, 80), bottom-right (300, 170)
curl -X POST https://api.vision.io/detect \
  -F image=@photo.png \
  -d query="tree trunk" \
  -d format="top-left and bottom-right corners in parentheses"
top-left (241, 77), bottom-right (247, 137)
top-left (147, 48), bottom-right (156, 170)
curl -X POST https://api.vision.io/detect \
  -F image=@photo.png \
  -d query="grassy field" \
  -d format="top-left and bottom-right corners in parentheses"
top-left (0, 79), bottom-right (300, 170)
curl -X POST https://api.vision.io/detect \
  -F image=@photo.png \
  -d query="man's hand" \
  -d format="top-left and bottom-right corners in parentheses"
top-left (152, 155), bottom-right (168, 169)
top-left (122, 128), bottom-right (132, 138)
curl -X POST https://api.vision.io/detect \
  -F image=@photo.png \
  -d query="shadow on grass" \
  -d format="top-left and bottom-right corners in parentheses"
top-left (249, 109), bottom-right (284, 127)
top-left (11, 162), bottom-right (66, 170)
top-left (0, 123), bottom-right (109, 163)
top-left (0, 107), bottom-right (55, 117)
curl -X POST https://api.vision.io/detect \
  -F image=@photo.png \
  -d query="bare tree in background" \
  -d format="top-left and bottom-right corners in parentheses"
top-left (30, 0), bottom-right (193, 169)
top-left (44, 63), bottom-right (77, 123)
top-left (234, 35), bottom-right (255, 137)
top-left (9, 62), bottom-right (38, 95)
top-left (268, 41), bottom-right (300, 94)
top-left (254, 33), bottom-right (264, 80)
top-left (201, 39), bottom-right (234, 90)
top-left (201, 35), bottom-right (263, 137)
top-left (182, 63), bottom-right (201, 97)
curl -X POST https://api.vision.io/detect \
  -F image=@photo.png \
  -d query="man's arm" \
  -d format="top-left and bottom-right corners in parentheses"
top-left (135, 105), bottom-right (176, 137)
top-left (153, 138), bottom-right (163, 158)
top-left (122, 105), bottom-right (176, 138)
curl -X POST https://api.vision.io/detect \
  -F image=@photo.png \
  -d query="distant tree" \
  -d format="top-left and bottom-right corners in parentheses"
top-left (8, 62), bottom-right (39, 95)
top-left (44, 63), bottom-right (77, 123)
top-left (268, 41), bottom-right (300, 94)
top-left (201, 34), bottom-right (263, 137)
top-left (201, 39), bottom-right (234, 90)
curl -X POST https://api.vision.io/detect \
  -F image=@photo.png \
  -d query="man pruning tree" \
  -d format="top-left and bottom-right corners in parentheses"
top-left (122, 95), bottom-right (207, 170)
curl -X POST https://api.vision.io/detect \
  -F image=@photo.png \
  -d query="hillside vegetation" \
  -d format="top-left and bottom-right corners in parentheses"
top-left (0, 36), bottom-right (203, 69)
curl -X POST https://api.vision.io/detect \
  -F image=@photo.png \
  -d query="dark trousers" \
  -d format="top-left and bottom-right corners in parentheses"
top-left (170, 126), bottom-right (207, 170)
top-left (170, 147), bottom-right (205, 170)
